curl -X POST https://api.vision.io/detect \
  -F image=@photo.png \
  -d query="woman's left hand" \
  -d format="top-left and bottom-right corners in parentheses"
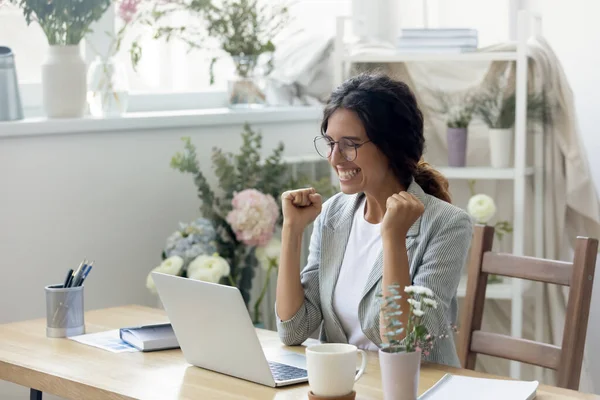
top-left (381, 192), bottom-right (425, 239)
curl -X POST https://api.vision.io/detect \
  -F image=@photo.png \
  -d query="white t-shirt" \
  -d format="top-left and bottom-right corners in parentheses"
top-left (332, 198), bottom-right (381, 352)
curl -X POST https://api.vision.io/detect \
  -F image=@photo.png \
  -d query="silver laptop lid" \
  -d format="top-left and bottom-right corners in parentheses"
top-left (152, 272), bottom-right (276, 387)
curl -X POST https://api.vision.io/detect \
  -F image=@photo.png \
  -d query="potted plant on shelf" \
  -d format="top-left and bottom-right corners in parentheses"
top-left (474, 83), bottom-right (548, 168)
top-left (147, 0), bottom-right (290, 108)
top-left (427, 88), bottom-right (477, 167)
top-left (379, 284), bottom-right (452, 400)
top-left (9, 0), bottom-right (111, 118)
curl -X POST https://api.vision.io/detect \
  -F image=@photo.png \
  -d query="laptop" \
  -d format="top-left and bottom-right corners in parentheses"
top-left (152, 272), bottom-right (309, 387)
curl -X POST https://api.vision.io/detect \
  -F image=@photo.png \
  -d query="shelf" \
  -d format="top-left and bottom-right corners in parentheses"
top-left (436, 166), bottom-right (534, 180)
top-left (344, 51), bottom-right (519, 64)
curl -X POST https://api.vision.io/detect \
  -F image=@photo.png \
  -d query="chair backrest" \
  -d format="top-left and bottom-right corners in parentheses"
top-left (458, 225), bottom-right (598, 390)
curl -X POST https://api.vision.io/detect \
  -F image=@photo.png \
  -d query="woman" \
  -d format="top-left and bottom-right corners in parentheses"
top-left (275, 73), bottom-right (473, 367)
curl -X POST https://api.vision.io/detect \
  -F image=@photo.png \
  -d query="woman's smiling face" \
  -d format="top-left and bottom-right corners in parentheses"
top-left (323, 108), bottom-right (392, 195)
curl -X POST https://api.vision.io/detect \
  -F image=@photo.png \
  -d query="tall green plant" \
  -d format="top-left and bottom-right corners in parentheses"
top-left (10, 0), bottom-right (111, 45)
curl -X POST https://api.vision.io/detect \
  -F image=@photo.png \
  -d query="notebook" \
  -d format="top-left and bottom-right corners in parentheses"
top-left (119, 323), bottom-right (180, 352)
top-left (419, 374), bottom-right (539, 400)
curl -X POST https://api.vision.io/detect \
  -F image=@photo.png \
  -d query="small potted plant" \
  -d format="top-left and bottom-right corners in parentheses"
top-left (427, 88), bottom-right (477, 167)
top-left (475, 83), bottom-right (548, 168)
top-left (147, 0), bottom-right (290, 108)
top-left (378, 284), bottom-right (441, 400)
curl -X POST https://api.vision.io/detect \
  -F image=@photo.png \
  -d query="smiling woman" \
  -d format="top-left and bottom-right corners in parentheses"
top-left (275, 72), bottom-right (473, 368)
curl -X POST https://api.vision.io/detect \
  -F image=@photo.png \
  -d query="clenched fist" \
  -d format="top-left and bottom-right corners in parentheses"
top-left (281, 188), bottom-right (323, 233)
top-left (381, 192), bottom-right (425, 239)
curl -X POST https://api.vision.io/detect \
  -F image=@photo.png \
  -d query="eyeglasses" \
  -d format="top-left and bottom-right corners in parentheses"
top-left (314, 136), bottom-right (371, 162)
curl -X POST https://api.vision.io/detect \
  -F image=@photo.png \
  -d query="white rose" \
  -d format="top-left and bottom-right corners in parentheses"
top-left (255, 237), bottom-right (281, 271)
top-left (146, 256), bottom-right (184, 294)
top-left (467, 194), bottom-right (496, 224)
top-left (187, 254), bottom-right (230, 284)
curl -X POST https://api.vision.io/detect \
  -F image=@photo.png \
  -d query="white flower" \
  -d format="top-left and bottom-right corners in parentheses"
top-left (467, 194), bottom-right (497, 224)
top-left (423, 298), bottom-right (438, 309)
top-left (146, 256), bottom-right (184, 294)
top-left (255, 237), bottom-right (281, 271)
top-left (187, 254), bottom-right (230, 284)
top-left (405, 285), bottom-right (434, 298)
top-left (412, 309), bottom-right (424, 317)
top-left (407, 299), bottom-right (421, 310)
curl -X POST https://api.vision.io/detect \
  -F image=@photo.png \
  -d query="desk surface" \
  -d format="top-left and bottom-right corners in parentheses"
top-left (0, 305), bottom-right (598, 400)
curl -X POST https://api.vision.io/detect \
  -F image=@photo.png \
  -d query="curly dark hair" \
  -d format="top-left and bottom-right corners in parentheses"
top-left (320, 72), bottom-right (451, 203)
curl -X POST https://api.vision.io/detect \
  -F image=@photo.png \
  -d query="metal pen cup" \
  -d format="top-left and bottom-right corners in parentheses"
top-left (45, 284), bottom-right (85, 338)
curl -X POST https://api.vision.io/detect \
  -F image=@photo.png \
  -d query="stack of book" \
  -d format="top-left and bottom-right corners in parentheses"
top-left (397, 28), bottom-right (478, 53)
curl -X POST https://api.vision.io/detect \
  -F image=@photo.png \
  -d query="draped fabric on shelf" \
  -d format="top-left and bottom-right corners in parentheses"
top-left (264, 35), bottom-right (600, 391)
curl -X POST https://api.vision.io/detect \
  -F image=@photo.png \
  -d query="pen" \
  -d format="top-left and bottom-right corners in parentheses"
top-left (62, 268), bottom-right (73, 288)
top-left (69, 259), bottom-right (87, 288)
top-left (77, 263), bottom-right (93, 286)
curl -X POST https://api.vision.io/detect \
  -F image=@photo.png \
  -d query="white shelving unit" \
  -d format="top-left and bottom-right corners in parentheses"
top-left (332, 11), bottom-right (545, 380)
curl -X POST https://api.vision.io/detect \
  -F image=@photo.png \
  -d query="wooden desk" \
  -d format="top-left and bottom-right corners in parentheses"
top-left (1, 305), bottom-right (597, 400)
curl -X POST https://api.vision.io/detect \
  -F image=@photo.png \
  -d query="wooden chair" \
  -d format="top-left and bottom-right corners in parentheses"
top-left (458, 225), bottom-right (598, 390)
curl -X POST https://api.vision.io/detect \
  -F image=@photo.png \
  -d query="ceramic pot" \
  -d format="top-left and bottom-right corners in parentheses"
top-left (42, 45), bottom-right (87, 118)
top-left (488, 128), bottom-right (513, 168)
top-left (447, 127), bottom-right (468, 167)
top-left (379, 348), bottom-right (421, 400)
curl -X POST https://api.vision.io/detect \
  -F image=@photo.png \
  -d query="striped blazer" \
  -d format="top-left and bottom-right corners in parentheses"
top-left (275, 180), bottom-right (473, 368)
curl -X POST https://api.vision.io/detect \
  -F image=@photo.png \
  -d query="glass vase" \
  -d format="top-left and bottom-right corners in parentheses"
top-left (227, 55), bottom-right (267, 109)
top-left (87, 55), bottom-right (129, 117)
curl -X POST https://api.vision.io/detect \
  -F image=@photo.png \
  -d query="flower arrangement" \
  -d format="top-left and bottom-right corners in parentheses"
top-left (380, 284), bottom-right (447, 355)
top-left (155, 123), bottom-right (335, 325)
top-left (466, 181), bottom-right (513, 282)
top-left (426, 88), bottom-right (478, 129)
top-left (8, 0), bottom-right (111, 45)
top-left (143, 0), bottom-right (290, 85)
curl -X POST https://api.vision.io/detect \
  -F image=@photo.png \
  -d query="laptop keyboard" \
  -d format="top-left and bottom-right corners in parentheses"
top-left (268, 361), bottom-right (308, 381)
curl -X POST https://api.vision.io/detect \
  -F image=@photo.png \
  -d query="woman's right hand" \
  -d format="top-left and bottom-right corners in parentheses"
top-left (281, 188), bottom-right (322, 233)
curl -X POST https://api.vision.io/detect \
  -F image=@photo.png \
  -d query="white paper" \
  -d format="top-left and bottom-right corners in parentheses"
top-left (68, 330), bottom-right (139, 353)
top-left (419, 374), bottom-right (539, 400)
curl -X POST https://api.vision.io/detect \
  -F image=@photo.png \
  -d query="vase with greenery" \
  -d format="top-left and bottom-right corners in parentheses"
top-left (378, 284), bottom-right (453, 400)
top-left (475, 84), bottom-right (548, 168)
top-left (145, 123), bottom-right (336, 326)
top-left (10, 0), bottom-right (111, 117)
top-left (428, 88), bottom-right (477, 167)
top-left (147, 0), bottom-right (290, 107)
top-left (87, 0), bottom-right (145, 117)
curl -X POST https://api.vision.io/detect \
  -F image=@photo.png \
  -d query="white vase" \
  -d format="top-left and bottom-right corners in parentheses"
top-left (379, 348), bottom-right (421, 400)
top-left (42, 45), bottom-right (87, 118)
top-left (488, 128), bottom-right (514, 168)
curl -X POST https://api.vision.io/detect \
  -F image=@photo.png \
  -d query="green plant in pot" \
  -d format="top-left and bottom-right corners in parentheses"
top-left (378, 284), bottom-right (452, 400)
top-left (147, 0), bottom-right (290, 107)
top-left (426, 88), bottom-right (477, 168)
top-left (474, 83), bottom-right (549, 168)
top-left (9, 0), bottom-right (111, 117)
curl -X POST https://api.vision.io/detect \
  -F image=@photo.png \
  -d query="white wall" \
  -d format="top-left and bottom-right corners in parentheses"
top-left (0, 118), bottom-right (321, 399)
top-left (531, 0), bottom-right (600, 393)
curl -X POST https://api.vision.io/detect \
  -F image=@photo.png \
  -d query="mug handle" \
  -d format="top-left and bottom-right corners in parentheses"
top-left (354, 349), bottom-right (367, 382)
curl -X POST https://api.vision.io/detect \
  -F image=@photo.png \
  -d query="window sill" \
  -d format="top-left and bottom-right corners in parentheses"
top-left (0, 106), bottom-right (323, 138)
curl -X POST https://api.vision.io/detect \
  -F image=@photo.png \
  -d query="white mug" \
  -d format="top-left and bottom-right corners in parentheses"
top-left (305, 343), bottom-right (367, 397)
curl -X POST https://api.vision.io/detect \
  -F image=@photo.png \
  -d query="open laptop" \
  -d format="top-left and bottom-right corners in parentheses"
top-left (152, 272), bottom-right (308, 387)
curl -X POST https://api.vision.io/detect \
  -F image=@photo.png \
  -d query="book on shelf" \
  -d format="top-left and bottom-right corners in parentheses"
top-left (418, 374), bottom-right (538, 400)
top-left (401, 28), bottom-right (478, 38)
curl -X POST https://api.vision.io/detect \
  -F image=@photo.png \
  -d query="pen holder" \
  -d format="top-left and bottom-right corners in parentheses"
top-left (45, 284), bottom-right (85, 338)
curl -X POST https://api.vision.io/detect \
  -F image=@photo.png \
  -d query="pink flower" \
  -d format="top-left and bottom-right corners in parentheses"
top-left (416, 346), bottom-right (421, 353)
top-left (118, 0), bottom-right (141, 23)
top-left (226, 189), bottom-right (279, 247)
top-left (424, 351), bottom-right (430, 356)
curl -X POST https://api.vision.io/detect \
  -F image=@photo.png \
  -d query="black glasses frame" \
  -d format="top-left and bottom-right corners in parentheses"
top-left (314, 136), bottom-right (371, 162)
